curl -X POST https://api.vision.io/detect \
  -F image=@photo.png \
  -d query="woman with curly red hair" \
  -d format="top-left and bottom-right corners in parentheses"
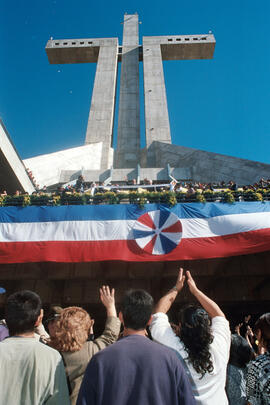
top-left (50, 286), bottom-right (120, 405)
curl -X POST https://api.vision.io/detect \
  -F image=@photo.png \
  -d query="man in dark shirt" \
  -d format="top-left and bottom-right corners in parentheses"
top-left (76, 289), bottom-right (196, 405)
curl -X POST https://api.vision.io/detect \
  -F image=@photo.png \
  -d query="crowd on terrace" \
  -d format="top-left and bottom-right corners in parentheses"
top-left (1, 177), bottom-right (270, 206)
top-left (0, 269), bottom-right (269, 405)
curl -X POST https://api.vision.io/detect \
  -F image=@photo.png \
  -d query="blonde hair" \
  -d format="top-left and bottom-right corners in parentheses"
top-left (50, 306), bottom-right (91, 352)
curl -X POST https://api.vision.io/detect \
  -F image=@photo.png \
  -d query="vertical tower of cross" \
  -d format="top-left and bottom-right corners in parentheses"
top-left (115, 14), bottom-right (140, 168)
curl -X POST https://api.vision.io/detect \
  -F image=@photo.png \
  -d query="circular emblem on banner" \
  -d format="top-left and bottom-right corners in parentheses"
top-left (133, 210), bottom-right (182, 255)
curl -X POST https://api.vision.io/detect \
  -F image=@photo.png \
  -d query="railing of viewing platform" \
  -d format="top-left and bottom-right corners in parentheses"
top-left (0, 186), bottom-right (268, 207)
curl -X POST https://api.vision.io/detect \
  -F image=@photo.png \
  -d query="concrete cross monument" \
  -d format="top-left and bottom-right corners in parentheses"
top-left (45, 13), bottom-right (215, 172)
top-left (0, 14), bottom-right (270, 194)
top-left (4, 13), bottom-right (269, 194)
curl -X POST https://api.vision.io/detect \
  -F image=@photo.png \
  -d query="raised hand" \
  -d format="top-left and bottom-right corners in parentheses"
top-left (100, 285), bottom-right (115, 308)
top-left (186, 271), bottom-right (225, 318)
top-left (186, 271), bottom-right (198, 295)
top-left (175, 268), bottom-right (186, 292)
top-left (100, 285), bottom-right (117, 317)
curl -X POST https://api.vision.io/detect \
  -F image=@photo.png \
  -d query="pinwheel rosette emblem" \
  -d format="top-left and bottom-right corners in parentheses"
top-left (132, 210), bottom-right (182, 255)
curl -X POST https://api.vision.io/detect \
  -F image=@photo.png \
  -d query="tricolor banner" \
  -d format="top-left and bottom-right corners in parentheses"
top-left (0, 202), bottom-right (270, 263)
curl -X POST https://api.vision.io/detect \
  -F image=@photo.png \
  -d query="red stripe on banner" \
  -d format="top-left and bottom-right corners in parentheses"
top-left (137, 213), bottom-right (156, 229)
top-left (1, 228), bottom-right (270, 263)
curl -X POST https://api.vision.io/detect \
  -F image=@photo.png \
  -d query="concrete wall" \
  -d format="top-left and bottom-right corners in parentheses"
top-left (0, 121), bottom-right (35, 194)
top-left (142, 34), bottom-right (216, 167)
top-left (153, 141), bottom-right (270, 184)
top-left (45, 37), bottom-right (118, 64)
top-left (143, 34), bottom-right (215, 60)
top-left (24, 143), bottom-right (104, 188)
top-left (115, 14), bottom-right (140, 168)
top-left (143, 39), bottom-right (171, 167)
top-left (85, 40), bottom-right (118, 170)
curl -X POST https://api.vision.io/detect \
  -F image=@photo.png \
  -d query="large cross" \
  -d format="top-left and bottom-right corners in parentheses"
top-left (46, 14), bottom-right (215, 169)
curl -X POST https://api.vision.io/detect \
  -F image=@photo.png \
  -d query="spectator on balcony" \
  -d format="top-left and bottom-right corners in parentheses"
top-left (186, 184), bottom-right (196, 196)
top-left (90, 182), bottom-right (97, 197)
top-left (170, 180), bottom-right (177, 192)
top-left (76, 175), bottom-right (85, 193)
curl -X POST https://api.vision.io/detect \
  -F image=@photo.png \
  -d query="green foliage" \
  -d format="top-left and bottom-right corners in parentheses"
top-left (60, 192), bottom-right (85, 205)
top-left (30, 194), bottom-right (52, 206)
top-left (196, 192), bottom-right (206, 203)
top-left (165, 191), bottom-right (177, 207)
top-left (0, 188), bottom-right (268, 207)
top-left (242, 189), bottom-right (263, 201)
top-left (52, 195), bottom-right (61, 206)
top-left (175, 192), bottom-right (186, 202)
top-left (223, 191), bottom-right (235, 203)
top-left (254, 192), bottom-right (263, 201)
top-left (3, 194), bottom-right (30, 207)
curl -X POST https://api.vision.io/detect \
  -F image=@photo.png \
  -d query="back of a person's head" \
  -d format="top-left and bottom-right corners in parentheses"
top-left (5, 290), bottom-right (41, 336)
top-left (229, 334), bottom-right (254, 368)
top-left (178, 304), bottom-right (214, 377)
top-left (121, 289), bottom-right (153, 330)
top-left (50, 306), bottom-right (91, 352)
top-left (254, 312), bottom-right (270, 352)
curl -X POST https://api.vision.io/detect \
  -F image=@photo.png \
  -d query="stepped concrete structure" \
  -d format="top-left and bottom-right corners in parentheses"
top-left (2, 13), bottom-right (269, 193)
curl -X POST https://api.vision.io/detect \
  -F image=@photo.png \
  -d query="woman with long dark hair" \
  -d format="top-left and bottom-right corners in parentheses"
top-left (150, 269), bottom-right (231, 405)
top-left (246, 313), bottom-right (270, 405)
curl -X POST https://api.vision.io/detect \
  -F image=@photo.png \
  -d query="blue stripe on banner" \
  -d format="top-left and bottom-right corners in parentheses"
top-left (0, 202), bottom-right (270, 223)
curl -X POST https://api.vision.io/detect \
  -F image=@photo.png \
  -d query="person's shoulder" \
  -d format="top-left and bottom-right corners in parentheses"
top-left (211, 316), bottom-right (230, 337)
top-left (33, 340), bottom-right (62, 360)
top-left (211, 315), bottom-right (229, 327)
top-left (147, 337), bottom-right (180, 359)
top-left (92, 335), bottom-right (123, 356)
top-left (249, 353), bottom-right (270, 368)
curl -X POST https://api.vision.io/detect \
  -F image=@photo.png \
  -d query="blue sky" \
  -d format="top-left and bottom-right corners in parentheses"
top-left (1, 0), bottom-right (270, 164)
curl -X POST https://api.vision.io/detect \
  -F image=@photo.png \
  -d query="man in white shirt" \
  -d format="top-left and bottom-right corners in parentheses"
top-left (150, 269), bottom-right (231, 405)
top-left (0, 290), bottom-right (70, 405)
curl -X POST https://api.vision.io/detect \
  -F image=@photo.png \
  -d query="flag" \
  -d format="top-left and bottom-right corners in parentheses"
top-left (0, 202), bottom-right (270, 263)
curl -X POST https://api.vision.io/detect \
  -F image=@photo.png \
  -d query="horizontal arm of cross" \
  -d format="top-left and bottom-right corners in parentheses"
top-left (143, 34), bottom-right (216, 60)
top-left (45, 37), bottom-right (118, 64)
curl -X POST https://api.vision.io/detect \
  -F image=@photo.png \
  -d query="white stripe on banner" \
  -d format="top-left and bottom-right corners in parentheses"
top-left (181, 211), bottom-right (270, 238)
top-left (0, 211), bottom-right (270, 243)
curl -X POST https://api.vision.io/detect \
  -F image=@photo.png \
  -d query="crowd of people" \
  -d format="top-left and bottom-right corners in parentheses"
top-left (0, 269), bottom-right (269, 405)
top-left (38, 176), bottom-right (270, 195)
top-left (2, 177), bottom-right (270, 206)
